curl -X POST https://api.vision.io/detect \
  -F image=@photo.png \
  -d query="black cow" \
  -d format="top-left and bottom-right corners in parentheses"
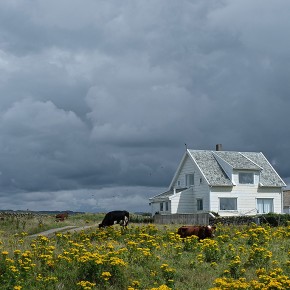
top-left (99, 210), bottom-right (129, 228)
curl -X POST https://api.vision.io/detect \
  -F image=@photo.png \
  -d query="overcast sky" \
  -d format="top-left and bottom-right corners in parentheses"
top-left (0, 0), bottom-right (289, 213)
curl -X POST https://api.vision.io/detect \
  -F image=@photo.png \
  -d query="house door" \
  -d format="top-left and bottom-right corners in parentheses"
top-left (257, 198), bottom-right (273, 214)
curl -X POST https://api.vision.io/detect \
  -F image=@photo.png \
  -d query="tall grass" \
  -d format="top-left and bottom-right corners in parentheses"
top-left (0, 214), bottom-right (290, 289)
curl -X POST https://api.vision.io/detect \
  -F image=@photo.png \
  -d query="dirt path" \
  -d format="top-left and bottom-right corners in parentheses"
top-left (29, 224), bottom-right (99, 238)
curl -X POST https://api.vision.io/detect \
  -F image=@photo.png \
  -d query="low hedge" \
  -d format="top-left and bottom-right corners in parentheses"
top-left (210, 213), bottom-right (290, 227)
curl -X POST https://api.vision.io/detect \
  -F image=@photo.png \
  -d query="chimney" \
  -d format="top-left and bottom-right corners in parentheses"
top-left (216, 144), bottom-right (222, 151)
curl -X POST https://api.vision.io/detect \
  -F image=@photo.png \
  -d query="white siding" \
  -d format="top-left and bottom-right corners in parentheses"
top-left (210, 185), bottom-right (282, 216)
top-left (170, 189), bottom-right (194, 214)
top-left (193, 183), bottom-right (211, 212)
top-left (170, 186), bottom-right (211, 214)
top-left (169, 155), bottom-right (211, 213)
top-left (150, 201), bottom-right (171, 215)
top-left (170, 192), bottom-right (181, 214)
top-left (173, 155), bottom-right (199, 189)
top-left (150, 202), bottom-right (160, 215)
top-left (166, 152), bottom-right (216, 214)
top-left (255, 187), bottom-right (282, 214)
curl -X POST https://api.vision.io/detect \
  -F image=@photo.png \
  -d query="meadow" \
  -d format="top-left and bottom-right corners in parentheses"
top-left (0, 213), bottom-right (290, 289)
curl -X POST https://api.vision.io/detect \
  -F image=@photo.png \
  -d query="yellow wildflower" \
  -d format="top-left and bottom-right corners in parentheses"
top-left (101, 271), bottom-right (112, 281)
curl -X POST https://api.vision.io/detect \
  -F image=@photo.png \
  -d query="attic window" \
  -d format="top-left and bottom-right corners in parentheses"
top-left (186, 174), bottom-right (194, 187)
top-left (239, 172), bottom-right (254, 184)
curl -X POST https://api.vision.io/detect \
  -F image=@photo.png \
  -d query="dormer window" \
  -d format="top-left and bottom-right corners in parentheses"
top-left (239, 172), bottom-right (254, 184)
top-left (186, 174), bottom-right (194, 187)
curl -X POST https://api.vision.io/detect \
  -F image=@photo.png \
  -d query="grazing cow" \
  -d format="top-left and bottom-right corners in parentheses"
top-left (56, 212), bottom-right (68, 222)
top-left (99, 210), bottom-right (129, 228)
top-left (177, 225), bottom-right (216, 240)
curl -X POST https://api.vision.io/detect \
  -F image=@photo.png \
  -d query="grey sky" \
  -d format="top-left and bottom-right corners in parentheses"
top-left (0, 0), bottom-right (289, 213)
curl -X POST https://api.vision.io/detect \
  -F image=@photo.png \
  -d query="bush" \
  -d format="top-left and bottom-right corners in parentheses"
top-left (210, 213), bottom-right (290, 227)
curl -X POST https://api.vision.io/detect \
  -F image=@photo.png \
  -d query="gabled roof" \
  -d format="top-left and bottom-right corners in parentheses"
top-left (170, 149), bottom-right (286, 188)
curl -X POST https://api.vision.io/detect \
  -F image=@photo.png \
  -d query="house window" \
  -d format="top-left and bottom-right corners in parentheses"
top-left (177, 180), bottom-right (181, 187)
top-left (220, 198), bottom-right (237, 211)
top-left (165, 202), bottom-right (169, 211)
top-left (186, 174), bottom-right (194, 187)
top-left (239, 172), bottom-right (254, 184)
top-left (257, 198), bottom-right (273, 214)
top-left (160, 202), bottom-right (164, 211)
top-left (197, 199), bottom-right (203, 211)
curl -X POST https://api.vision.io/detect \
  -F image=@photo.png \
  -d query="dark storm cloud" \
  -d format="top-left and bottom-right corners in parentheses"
top-left (0, 0), bottom-right (289, 212)
top-left (0, 98), bottom-right (126, 192)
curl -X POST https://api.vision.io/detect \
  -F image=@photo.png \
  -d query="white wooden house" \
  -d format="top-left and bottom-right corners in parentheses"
top-left (149, 146), bottom-right (286, 217)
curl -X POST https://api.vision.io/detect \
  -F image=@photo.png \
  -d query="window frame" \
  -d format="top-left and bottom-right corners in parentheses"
top-left (197, 199), bottom-right (203, 211)
top-left (219, 197), bottom-right (238, 211)
top-left (239, 172), bottom-right (254, 184)
top-left (160, 202), bottom-right (164, 211)
top-left (185, 173), bottom-right (194, 187)
top-left (257, 198), bottom-right (273, 214)
top-left (165, 201), bottom-right (169, 211)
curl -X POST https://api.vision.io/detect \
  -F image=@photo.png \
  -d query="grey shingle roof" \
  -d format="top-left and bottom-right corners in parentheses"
top-left (241, 152), bottom-right (285, 187)
top-left (214, 151), bottom-right (261, 170)
top-left (188, 150), bottom-right (233, 186)
top-left (187, 150), bottom-right (285, 187)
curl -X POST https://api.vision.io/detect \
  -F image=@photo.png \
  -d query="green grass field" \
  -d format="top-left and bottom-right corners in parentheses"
top-left (0, 213), bottom-right (290, 289)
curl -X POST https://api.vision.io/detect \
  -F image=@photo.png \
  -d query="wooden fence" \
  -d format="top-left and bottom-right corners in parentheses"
top-left (153, 213), bottom-right (209, 225)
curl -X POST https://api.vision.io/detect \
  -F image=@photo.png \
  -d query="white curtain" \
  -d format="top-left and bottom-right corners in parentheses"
top-left (257, 199), bottom-right (273, 213)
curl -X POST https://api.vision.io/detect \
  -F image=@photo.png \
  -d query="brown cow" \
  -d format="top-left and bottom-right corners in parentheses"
top-left (177, 225), bottom-right (216, 240)
top-left (56, 212), bottom-right (68, 222)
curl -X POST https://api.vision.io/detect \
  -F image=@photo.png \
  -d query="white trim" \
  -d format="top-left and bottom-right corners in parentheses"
top-left (168, 151), bottom-right (188, 190)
